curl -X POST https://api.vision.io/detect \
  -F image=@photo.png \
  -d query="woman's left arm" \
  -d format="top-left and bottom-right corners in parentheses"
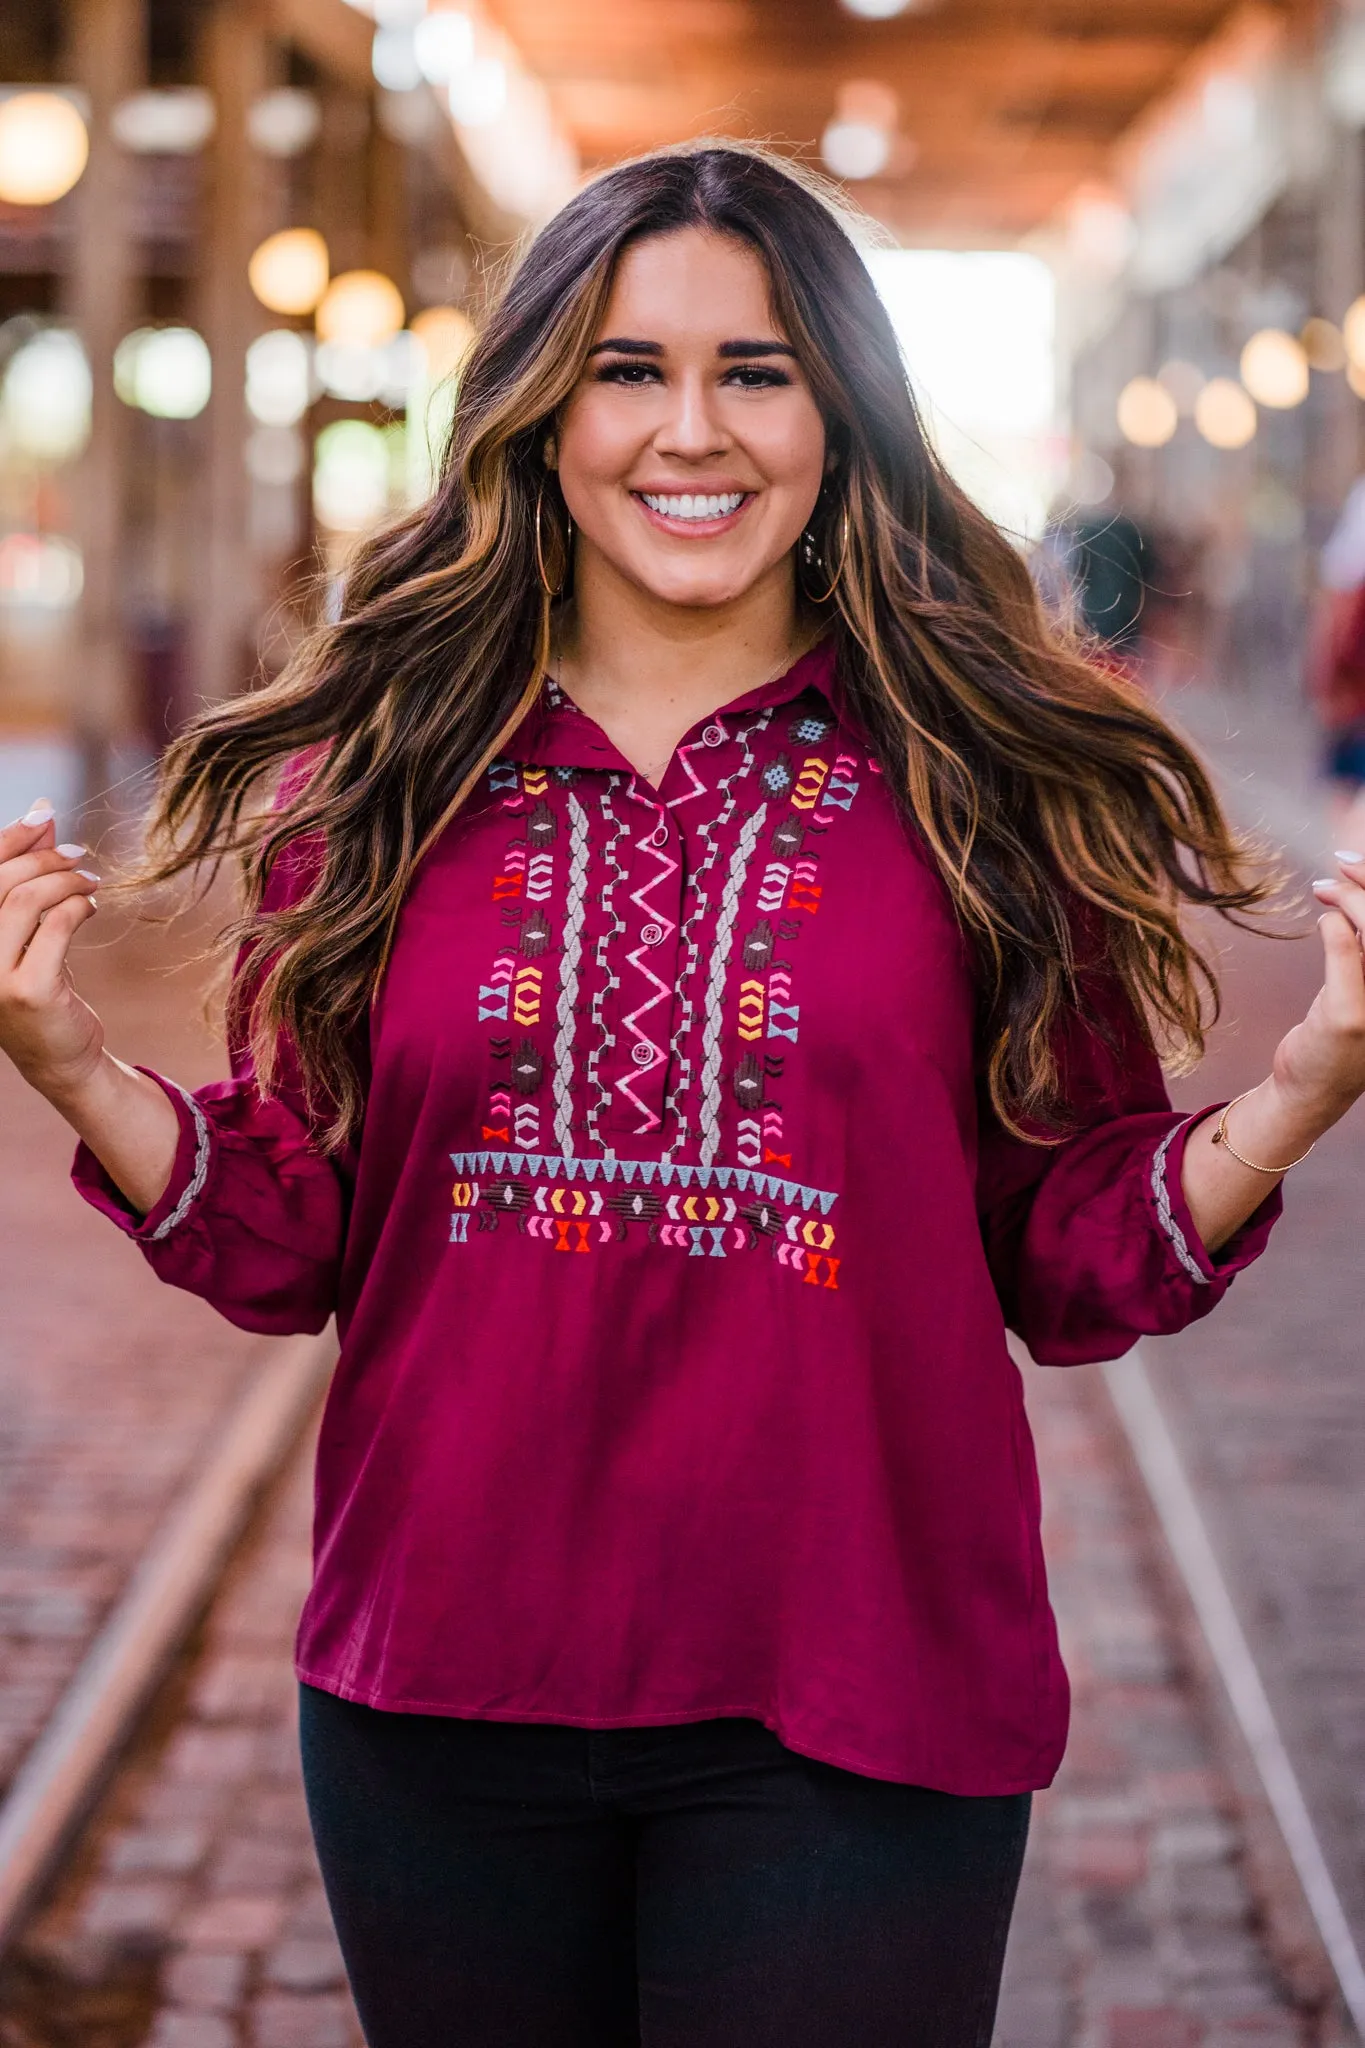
top-left (1181, 852), bottom-right (1365, 1253)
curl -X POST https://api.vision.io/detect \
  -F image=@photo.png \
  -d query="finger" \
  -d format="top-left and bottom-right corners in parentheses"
top-left (11, 891), bottom-right (98, 997)
top-left (0, 870), bottom-right (99, 973)
top-left (0, 800), bottom-right (58, 865)
top-left (1311, 874), bottom-right (1365, 942)
top-left (0, 845), bottom-right (95, 909)
top-left (1319, 910), bottom-right (1365, 1022)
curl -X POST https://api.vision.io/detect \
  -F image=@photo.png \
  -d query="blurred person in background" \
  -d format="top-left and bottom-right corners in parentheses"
top-left (4, 145), bottom-right (1365, 2048)
top-left (1309, 474), bottom-right (1365, 828)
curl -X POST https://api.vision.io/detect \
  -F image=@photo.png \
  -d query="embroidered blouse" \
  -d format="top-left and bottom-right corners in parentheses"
top-left (73, 639), bottom-right (1279, 1795)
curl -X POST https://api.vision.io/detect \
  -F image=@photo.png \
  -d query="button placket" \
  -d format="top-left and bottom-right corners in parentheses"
top-left (600, 804), bottom-right (685, 1139)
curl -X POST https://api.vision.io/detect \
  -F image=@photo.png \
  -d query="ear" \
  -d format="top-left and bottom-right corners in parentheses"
top-left (543, 436), bottom-right (558, 471)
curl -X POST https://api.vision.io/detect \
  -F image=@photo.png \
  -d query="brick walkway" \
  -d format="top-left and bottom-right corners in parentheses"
top-left (0, 721), bottom-right (1355, 2045)
top-left (0, 900), bottom-right (258, 1808)
top-left (0, 1363), bottom-right (1316, 2047)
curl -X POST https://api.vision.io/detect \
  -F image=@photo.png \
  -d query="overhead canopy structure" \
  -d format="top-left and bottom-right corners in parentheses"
top-left (488, 0), bottom-right (1313, 239)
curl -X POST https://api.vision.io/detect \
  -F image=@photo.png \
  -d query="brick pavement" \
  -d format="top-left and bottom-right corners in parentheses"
top-left (0, 1363), bottom-right (1316, 2045)
top-left (1, 715), bottom-right (1354, 2043)
top-left (0, 899), bottom-right (262, 1805)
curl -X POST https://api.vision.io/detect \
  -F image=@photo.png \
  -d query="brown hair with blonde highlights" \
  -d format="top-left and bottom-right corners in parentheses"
top-left (137, 140), bottom-right (1268, 1148)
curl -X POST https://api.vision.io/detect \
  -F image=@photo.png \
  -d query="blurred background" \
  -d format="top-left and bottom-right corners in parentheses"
top-left (2, 3), bottom-right (1365, 2046)
top-left (4, 0), bottom-right (1365, 832)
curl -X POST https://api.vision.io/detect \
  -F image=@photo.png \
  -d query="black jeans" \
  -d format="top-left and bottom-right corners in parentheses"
top-left (299, 1684), bottom-right (1030, 2048)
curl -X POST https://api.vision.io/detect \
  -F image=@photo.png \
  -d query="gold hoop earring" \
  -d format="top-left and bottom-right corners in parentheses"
top-left (535, 480), bottom-right (571, 599)
top-left (800, 504), bottom-right (850, 605)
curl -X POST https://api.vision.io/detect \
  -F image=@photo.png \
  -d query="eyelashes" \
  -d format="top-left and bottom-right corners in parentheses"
top-left (591, 362), bottom-right (794, 390)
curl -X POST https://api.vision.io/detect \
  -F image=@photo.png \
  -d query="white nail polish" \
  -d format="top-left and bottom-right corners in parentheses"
top-left (1311, 878), bottom-right (1336, 889)
top-left (77, 868), bottom-right (100, 882)
top-left (1334, 849), bottom-right (1364, 863)
top-left (56, 842), bottom-right (85, 858)
top-left (21, 802), bottom-right (54, 826)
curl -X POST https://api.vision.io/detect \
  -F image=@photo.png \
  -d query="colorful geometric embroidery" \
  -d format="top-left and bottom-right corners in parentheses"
top-left (463, 686), bottom-right (862, 1291)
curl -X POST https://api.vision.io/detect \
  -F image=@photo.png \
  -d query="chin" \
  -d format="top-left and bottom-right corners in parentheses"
top-left (632, 559), bottom-right (764, 610)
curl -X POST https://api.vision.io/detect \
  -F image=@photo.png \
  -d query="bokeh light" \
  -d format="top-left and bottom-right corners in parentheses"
top-left (373, 25), bottom-right (423, 93)
top-left (249, 229), bottom-right (331, 317)
top-left (1301, 318), bottom-right (1346, 373)
top-left (415, 11), bottom-right (476, 83)
top-left (0, 532), bottom-right (84, 610)
top-left (111, 89), bottom-right (216, 154)
top-left (448, 57), bottom-right (509, 126)
top-left (1116, 376), bottom-right (1178, 448)
top-left (1194, 377), bottom-right (1258, 449)
top-left (316, 270), bottom-right (405, 349)
top-left (247, 89), bottom-right (321, 158)
top-left (246, 330), bottom-right (313, 426)
top-left (0, 329), bottom-right (92, 462)
top-left (1239, 329), bottom-right (1309, 409)
top-left (113, 327), bottom-right (212, 420)
top-left (314, 418), bottom-right (392, 532)
top-left (410, 306), bottom-right (475, 383)
top-left (0, 92), bottom-right (90, 206)
top-left (1343, 295), bottom-right (1365, 370)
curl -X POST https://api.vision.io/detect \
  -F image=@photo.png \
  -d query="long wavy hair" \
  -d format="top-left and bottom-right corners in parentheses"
top-left (137, 140), bottom-right (1268, 1149)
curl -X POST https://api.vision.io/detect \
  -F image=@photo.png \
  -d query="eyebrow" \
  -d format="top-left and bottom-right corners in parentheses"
top-left (587, 337), bottom-right (797, 359)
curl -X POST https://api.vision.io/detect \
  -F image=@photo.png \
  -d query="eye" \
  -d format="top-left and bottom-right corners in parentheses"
top-left (593, 360), bottom-right (662, 386)
top-left (723, 365), bottom-right (793, 390)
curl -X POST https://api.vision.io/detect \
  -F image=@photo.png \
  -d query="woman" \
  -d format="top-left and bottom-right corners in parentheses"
top-left (3, 145), bottom-right (1364, 2048)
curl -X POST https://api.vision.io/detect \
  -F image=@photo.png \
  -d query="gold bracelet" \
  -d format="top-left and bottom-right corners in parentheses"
top-left (1210, 1091), bottom-right (1316, 1175)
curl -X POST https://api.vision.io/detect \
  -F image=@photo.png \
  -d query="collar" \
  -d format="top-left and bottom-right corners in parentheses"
top-left (500, 632), bottom-right (844, 771)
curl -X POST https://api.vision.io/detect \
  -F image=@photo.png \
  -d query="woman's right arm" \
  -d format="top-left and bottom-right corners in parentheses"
top-left (0, 806), bottom-right (180, 1214)
top-left (0, 804), bottom-right (351, 1335)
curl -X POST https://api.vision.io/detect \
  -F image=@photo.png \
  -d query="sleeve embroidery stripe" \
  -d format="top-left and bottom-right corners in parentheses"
top-left (149, 1080), bottom-right (213, 1241)
top-left (1149, 1121), bottom-right (1209, 1286)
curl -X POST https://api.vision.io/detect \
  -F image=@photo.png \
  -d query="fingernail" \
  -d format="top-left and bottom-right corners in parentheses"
top-left (56, 842), bottom-right (85, 859)
top-left (21, 801), bottom-right (54, 825)
top-left (1311, 878), bottom-right (1336, 890)
top-left (76, 868), bottom-right (100, 882)
top-left (1334, 849), bottom-right (1364, 863)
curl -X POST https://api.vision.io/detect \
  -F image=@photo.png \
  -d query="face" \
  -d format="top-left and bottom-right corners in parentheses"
top-left (551, 227), bottom-right (828, 611)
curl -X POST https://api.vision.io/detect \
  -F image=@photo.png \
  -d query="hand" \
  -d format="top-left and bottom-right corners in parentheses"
top-left (1272, 847), bottom-right (1365, 1131)
top-left (0, 801), bottom-right (104, 1102)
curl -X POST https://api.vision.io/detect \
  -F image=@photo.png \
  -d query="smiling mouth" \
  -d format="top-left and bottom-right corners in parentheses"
top-left (635, 490), bottom-right (752, 528)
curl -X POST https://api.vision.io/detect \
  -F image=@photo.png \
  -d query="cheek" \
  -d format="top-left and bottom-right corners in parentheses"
top-left (556, 393), bottom-right (643, 491)
top-left (751, 397), bottom-right (827, 494)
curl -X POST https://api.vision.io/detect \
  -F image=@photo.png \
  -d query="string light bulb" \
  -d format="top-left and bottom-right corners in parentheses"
top-left (316, 270), bottom-right (406, 349)
top-left (1116, 376), bottom-right (1178, 448)
top-left (0, 92), bottom-right (89, 206)
top-left (1195, 377), bottom-right (1257, 449)
top-left (248, 229), bottom-right (331, 317)
top-left (1239, 329), bottom-right (1309, 409)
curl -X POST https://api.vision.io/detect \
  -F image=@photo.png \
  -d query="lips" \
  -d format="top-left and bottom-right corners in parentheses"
top-left (632, 488), bottom-right (754, 536)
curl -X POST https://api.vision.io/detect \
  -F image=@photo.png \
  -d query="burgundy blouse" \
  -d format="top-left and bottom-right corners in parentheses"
top-left (75, 639), bottom-right (1279, 1794)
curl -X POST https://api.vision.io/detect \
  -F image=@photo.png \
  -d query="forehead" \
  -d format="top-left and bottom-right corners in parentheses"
top-left (597, 228), bottom-right (782, 341)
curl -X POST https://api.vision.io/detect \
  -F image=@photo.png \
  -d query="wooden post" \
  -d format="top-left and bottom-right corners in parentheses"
top-left (62, 0), bottom-right (144, 821)
top-left (192, 2), bottom-right (273, 709)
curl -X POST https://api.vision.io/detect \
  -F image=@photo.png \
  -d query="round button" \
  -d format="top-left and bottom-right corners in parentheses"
top-left (701, 723), bottom-right (725, 747)
top-left (640, 922), bottom-right (665, 946)
top-left (631, 1042), bottom-right (655, 1067)
top-left (650, 823), bottom-right (668, 847)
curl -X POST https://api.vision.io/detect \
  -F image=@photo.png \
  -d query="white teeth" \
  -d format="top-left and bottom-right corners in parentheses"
top-left (640, 491), bottom-right (745, 521)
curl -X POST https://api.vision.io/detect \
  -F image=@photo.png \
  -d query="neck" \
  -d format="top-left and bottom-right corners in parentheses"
top-left (553, 543), bottom-right (811, 735)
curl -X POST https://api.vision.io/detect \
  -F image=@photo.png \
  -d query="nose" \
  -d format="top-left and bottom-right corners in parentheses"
top-left (653, 370), bottom-right (731, 463)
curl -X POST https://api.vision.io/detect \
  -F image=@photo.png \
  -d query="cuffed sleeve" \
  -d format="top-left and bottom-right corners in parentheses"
top-left (71, 780), bottom-right (358, 1335)
top-left (72, 1060), bottom-right (351, 1336)
top-left (978, 989), bottom-right (1282, 1367)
